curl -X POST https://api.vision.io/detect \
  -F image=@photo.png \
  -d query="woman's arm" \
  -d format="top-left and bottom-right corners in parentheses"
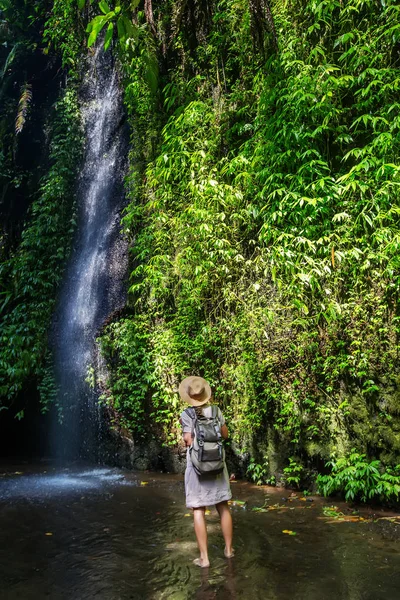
top-left (221, 424), bottom-right (228, 439)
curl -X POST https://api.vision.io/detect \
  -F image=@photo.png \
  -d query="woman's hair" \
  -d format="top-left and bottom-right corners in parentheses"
top-left (194, 403), bottom-right (210, 418)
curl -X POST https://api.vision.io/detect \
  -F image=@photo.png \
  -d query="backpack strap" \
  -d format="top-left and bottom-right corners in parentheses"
top-left (184, 407), bottom-right (197, 438)
top-left (211, 405), bottom-right (222, 441)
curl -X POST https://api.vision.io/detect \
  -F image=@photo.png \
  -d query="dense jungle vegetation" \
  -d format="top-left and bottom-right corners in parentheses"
top-left (1, 0), bottom-right (400, 499)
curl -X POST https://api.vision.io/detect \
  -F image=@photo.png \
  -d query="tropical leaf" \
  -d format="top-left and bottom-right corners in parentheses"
top-left (87, 16), bottom-right (109, 47)
top-left (104, 22), bottom-right (114, 50)
top-left (99, 0), bottom-right (111, 15)
top-left (116, 15), bottom-right (126, 40)
top-left (1, 42), bottom-right (22, 79)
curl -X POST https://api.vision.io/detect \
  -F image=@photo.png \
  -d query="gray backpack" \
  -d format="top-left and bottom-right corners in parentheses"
top-left (186, 406), bottom-right (225, 476)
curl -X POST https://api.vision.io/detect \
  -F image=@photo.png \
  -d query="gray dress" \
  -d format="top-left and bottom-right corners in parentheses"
top-left (180, 405), bottom-right (232, 508)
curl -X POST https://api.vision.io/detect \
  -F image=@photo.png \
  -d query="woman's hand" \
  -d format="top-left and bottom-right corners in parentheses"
top-left (183, 432), bottom-right (193, 447)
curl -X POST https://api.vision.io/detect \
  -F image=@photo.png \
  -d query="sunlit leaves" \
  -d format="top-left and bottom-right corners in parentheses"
top-left (317, 452), bottom-right (400, 502)
top-left (100, 0), bottom-right (400, 473)
top-left (84, 1), bottom-right (157, 96)
top-left (99, 0), bottom-right (110, 13)
top-left (86, 2), bottom-right (140, 50)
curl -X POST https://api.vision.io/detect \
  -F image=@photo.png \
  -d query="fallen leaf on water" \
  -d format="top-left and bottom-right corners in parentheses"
top-left (205, 510), bottom-right (211, 515)
top-left (184, 513), bottom-right (191, 517)
top-left (282, 530), bottom-right (297, 536)
top-left (45, 532), bottom-right (53, 536)
top-left (269, 504), bottom-right (289, 511)
top-left (14, 471), bottom-right (23, 475)
top-left (228, 500), bottom-right (246, 506)
top-left (322, 516), bottom-right (369, 524)
top-left (140, 481), bottom-right (149, 486)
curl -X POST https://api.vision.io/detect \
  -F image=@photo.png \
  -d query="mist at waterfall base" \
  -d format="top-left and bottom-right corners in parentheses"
top-left (52, 47), bottom-right (128, 462)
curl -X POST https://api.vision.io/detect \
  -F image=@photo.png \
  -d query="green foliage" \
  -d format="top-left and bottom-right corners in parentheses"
top-left (0, 0), bottom-right (52, 239)
top-left (98, 0), bottom-right (400, 487)
top-left (85, 1), bottom-right (158, 94)
top-left (43, 0), bottom-right (84, 67)
top-left (0, 1), bottom-right (85, 417)
top-left (0, 86), bottom-right (83, 410)
top-left (38, 352), bottom-right (58, 413)
top-left (247, 457), bottom-right (269, 485)
top-left (316, 451), bottom-right (400, 502)
top-left (86, 1), bottom-right (140, 50)
top-left (99, 315), bottom-right (191, 443)
top-left (99, 317), bottom-right (153, 437)
top-left (283, 457), bottom-right (303, 488)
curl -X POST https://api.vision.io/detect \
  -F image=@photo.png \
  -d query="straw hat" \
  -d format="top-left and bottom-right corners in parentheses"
top-left (179, 376), bottom-right (212, 407)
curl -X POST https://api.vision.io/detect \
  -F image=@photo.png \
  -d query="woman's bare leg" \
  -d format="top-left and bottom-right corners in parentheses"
top-left (216, 501), bottom-right (234, 557)
top-left (193, 507), bottom-right (210, 567)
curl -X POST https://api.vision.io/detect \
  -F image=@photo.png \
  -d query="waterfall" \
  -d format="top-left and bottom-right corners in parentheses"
top-left (53, 46), bottom-right (128, 460)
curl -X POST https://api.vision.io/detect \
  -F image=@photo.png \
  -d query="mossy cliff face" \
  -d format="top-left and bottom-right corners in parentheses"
top-left (97, 0), bottom-right (400, 480)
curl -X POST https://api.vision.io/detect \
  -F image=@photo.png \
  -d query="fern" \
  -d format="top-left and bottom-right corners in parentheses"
top-left (15, 83), bottom-right (32, 135)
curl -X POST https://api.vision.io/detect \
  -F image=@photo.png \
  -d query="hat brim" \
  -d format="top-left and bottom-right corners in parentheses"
top-left (179, 376), bottom-right (212, 406)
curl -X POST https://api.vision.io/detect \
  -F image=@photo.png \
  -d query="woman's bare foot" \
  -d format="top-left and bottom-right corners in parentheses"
top-left (224, 547), bottom-right (235, 559)
top-left (193, 558), bottom-right (210, 568)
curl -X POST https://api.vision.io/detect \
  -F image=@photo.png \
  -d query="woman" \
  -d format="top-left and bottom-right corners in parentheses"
top-left (179, 375), bottom-right (234, 568)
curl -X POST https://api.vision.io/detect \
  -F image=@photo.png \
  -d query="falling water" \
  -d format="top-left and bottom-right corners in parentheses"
top-left (53, 46), bottom-right (128, 459)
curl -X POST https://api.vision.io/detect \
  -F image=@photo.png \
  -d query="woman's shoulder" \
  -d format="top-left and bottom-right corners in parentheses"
top-left (214, 405), bottom-right (225, 424)
top-left (180, 407), bottom-right (193, 422)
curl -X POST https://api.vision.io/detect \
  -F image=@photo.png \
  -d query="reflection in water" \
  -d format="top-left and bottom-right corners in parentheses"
top-left (0, 465), bottom-right (399, 600)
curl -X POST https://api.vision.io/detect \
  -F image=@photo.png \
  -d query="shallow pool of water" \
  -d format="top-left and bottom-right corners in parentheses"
top-left (1, 462), bottom-right (399, 599)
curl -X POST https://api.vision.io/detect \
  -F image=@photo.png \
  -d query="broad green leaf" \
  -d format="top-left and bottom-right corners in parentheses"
top-left (117, 15), bottom-right (126, 40)
top-left (104, 22), bottom-right (114, 50)
top-left (88, 29), bottom-right (98, 47)
top-left (78, 0), bottom-right (86, 9)
top-left (99, 0), bottom-right (110, 14)
top-left (86, 15), bottom-right (106, 33)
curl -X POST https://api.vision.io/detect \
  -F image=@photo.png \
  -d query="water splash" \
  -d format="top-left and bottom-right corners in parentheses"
top-left (0, 467), bottom-right (132, 501)
top-left (53, 46), bottom-right (128, 460)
